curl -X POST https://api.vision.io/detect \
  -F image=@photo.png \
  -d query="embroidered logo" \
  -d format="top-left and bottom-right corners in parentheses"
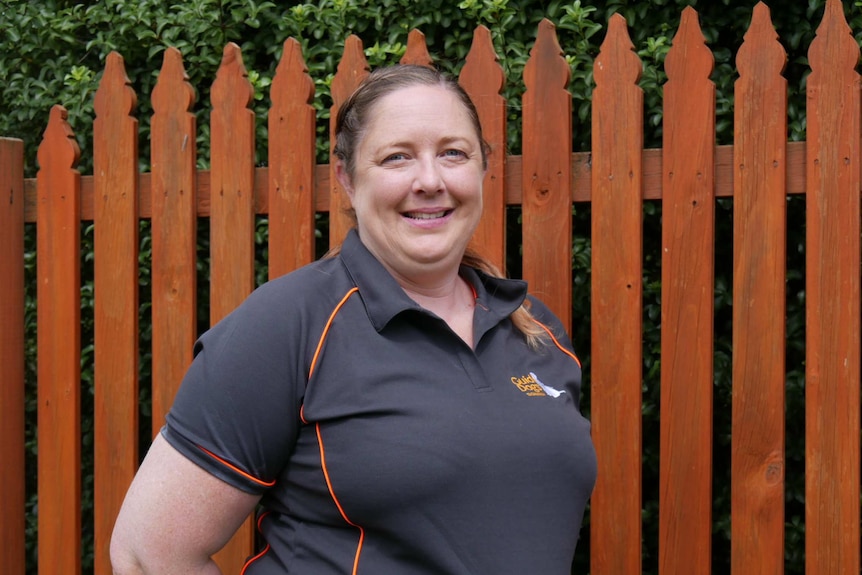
top-left (510, 372), bottom-right (567, 398)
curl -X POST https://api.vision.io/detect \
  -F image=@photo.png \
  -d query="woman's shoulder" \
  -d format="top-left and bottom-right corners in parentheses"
top-left (250, 255), bottom-right (354, 308)
top-left (207, 256), bottom-right (355, 340)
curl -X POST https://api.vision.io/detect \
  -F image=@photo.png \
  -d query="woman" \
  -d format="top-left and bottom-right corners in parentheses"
top-left (111, 64), bottom-right (596, 574)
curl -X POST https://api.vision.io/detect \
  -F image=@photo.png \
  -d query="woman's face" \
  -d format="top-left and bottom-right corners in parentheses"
top-left (337, 84), bottom-right (485, 284)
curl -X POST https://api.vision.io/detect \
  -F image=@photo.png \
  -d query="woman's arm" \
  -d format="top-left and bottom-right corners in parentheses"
top-left (110, 433), bottom-right (262, 574)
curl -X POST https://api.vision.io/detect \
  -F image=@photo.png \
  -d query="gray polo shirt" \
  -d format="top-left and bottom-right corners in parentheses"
top-left (164, 229), bottom-right (596, 574)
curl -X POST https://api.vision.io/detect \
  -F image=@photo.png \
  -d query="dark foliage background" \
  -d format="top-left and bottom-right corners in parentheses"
top-left (2, 0), bottom-right (854, 572)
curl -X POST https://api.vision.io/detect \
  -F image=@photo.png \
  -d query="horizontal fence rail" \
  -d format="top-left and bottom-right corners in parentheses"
top-left (1, 1), bottom-right (860, 574)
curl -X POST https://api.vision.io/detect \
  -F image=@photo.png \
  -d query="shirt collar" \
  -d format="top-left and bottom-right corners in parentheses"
top-left (339, 229), bottom-right (528, 334)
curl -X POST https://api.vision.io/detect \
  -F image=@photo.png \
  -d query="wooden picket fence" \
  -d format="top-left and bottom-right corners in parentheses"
top-left (1, 1), bottom-right (860, 573)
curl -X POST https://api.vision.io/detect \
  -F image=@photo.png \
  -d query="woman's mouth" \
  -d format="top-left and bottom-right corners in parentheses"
top-left (403, 209), bottom-right (453, 220)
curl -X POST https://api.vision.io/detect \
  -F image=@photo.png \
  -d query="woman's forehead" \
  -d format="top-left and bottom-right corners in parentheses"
top-left (365, 85), bottom-right (474, 132)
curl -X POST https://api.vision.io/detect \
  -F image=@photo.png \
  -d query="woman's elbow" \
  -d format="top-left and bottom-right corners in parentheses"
top-left (109, 529), bottom-right (144, 575)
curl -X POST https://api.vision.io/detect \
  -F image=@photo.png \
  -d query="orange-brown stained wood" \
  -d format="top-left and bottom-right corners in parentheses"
top-left (460, 25), bottom-right (507, 273)
top-left (589, 13), bottom-right (644, 575)
top-left (20, 142), bottom-right (823, 225)
top-left (521, 19), bottom-right (572, 332)
top-left (150, 47), bottom-right (197, 434)
top-left (401, 28), bottom-right (434, 68)
top-left (210, 41), bottom-right (256, 321)
top-left (269, 38), bottom-right (316, 279)
top-left (36, 105), bottom-right (82, 575)
top-left (0, 137), bottom-right (25, 575)
top-left (209, 42), bottom-right (257, 572)
top-left (731, 4), bottom-right (787, 573)
top-left (805, 0), bottom-right (861, 572)
top-left (329, 36), bottom-right (369, 248)
top-left (658, 8), bottom-right (715, 575)
top-left (92, 51), bottom-right (140, 575)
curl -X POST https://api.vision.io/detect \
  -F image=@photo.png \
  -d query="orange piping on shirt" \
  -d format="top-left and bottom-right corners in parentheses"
top-left (196, 444), bottom-right (276, 487)
top-left (316, 422), bottom-right (366, 575)
top-left (240, 544), bottom-right (271, 575)
top-left (300, 287), bottom-right (359, 426)
top-left (299, 286), bottom-right (365, 573)
top-left (309, 287), bottom-right (360, 380)
top-left (239, 512), bottom-right (272, 574)
top-left (531, 318), bottom-right (582, 368)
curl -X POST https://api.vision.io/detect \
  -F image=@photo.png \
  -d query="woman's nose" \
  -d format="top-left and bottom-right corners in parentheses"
top-left (412, 156), bottom-right (444, 193)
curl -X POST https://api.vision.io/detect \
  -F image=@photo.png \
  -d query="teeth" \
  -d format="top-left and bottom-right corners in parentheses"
top-left (406, 211), bottom-right (447, 220)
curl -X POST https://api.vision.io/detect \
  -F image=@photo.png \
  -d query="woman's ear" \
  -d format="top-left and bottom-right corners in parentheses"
top-left (334, 159), bottom-right (355, 201)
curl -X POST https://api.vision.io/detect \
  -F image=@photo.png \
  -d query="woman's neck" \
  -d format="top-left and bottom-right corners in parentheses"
top-left (400, 274), bottom-right (476, 348)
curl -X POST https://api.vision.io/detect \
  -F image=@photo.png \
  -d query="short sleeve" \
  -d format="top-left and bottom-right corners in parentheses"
top-left (162, 282), bottom-right (307, 494)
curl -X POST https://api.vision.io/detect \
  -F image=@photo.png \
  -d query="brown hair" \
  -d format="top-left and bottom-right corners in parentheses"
top-left (331, 64), bottom-right (549, 349)
top-left (333, 65), bottom-right (489, 177)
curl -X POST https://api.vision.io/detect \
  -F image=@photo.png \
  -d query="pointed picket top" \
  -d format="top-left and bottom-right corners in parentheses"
top-left (805, 1), bottom-right (861, 571)
top-left (332, 35), bottom-right (370, 110)
top-left (37, 105), bottom-right (81, 173)
top-left (401, 29), bottom-right (433, 67)
top-left (330, 35), bottom-right (370, 247)
top-left (272, 38), bottom-right (314, 110)
top-left (269, 37), bottom-right (316, 277)
top-left (149, 45), bottom-right (197, 444)
top-left (809, 0), bottom-right (858, 84)
top-left (94, 52), bottom-right (137, 123)
top-left (152, 47), bottom-right (196, 115)
top-left (731, 5), bottom-right (788, 575)
top-left (594, 13), bottom-right (641, 88)
top-left (521, 18), bottom-right (572, 331)
top-left (589, 12), bottom-right (644, 575)
top-left (665, 7), bottom-right (713, 87)
top-left (212, 42), bottom-right (254, 112)
top-left (659, 7), bottom-right (716, 574)
top-left (460, 24), bottom-right (506, 272)
top-left (461, 25), bottom-right (505, 98)
top-left (91, 48), bottom-right (140, 575)
top-left (737, 2), bottom-right (786, 80)
top-left (523, 19), bottom-right (569, 91)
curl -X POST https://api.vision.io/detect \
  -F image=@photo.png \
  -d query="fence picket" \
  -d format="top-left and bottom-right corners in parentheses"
top-left (268, 38), bottom-right (316, 279)
top-left (658, 8), bottom-right (715, 574)
top-left (209, 42), bottom-right (258, 571)
top-left (0, 137), bottom-right (25, 575)
top-left (805, 0), bottom-right (861, 572)
top-left (731, 4), bottom-right (788, 573)
top-left (521, 19), bottom-right (572, 331)
top-left (401, 29), bottom-right (433, 67)
top-left (329, 36), bottom-right (369, 247)
top-left (93, 52), bottom-right (140, 575)
top-left (150, 47), bottom-right (198, 434)
top-left (36, 105), bottom-right (83, 575)
top-left (460, 25), bottom-right (507, 273)
top-left (590, 13), bottom-right (644, 575)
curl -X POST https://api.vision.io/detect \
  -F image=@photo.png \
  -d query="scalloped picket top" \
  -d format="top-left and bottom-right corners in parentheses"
top-left (212, 43), bottom-right (254, 112)
top-left (268, 37), bottom-right (317, 278)
top-left (460, 24), bottom-right (507, 272)
top-left (152, 47), bottom-right (196, 115)
top-left (94, 52), bottom-right (137, 124)
top-left (37, 105), bottom-right (81, 173)
top-left (804, 2), bottom-right (861, 571)
top-left (329, 35), bottom-right (370, 246)
top-left (401, 28), bottom-right (433, 67)
top-left (736, 3), bottom-right (786, 81)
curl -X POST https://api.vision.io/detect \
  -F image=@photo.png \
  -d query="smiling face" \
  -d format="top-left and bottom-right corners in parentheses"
top-left (336, 83), bottom-right (486, 286)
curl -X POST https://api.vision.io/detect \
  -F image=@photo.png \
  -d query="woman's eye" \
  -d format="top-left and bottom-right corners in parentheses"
top-left (442, 149), bottom-right (466, 158)
top-left (383, 153), bottom-right (407, 162)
